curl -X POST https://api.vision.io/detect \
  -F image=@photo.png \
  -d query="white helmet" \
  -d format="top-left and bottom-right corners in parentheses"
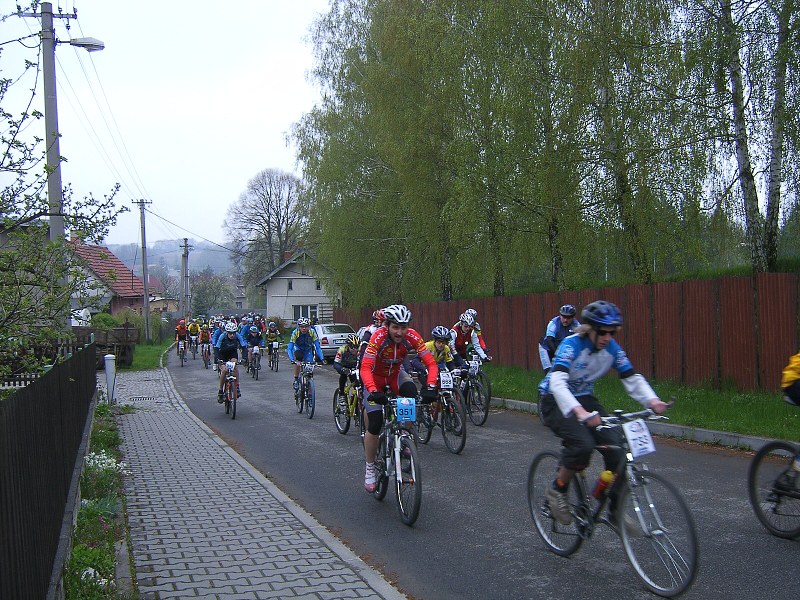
top-left (224, 322), bottom-right (237, 332)
top-left (459, 312), bottom-right (475, 327)
top-left (383, 304), bottom-right (412, 324)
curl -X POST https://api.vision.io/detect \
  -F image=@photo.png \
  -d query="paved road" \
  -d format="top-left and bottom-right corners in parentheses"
top-left (167, 351), bottom-right (799, 600)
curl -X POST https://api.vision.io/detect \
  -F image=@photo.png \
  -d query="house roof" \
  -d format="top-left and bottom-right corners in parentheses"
top-left (71, 241), bottom-right (145, 299)
top-left (256, 249), bottom-right (331, 287)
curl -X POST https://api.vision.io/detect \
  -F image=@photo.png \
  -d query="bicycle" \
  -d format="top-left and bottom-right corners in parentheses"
top-left (177, 340), bottom-right (186, 367)
top-left (748, 439), bottom-right (800, 539)
top-left (220, 359), bottom-right (238, 420)
top-left (250, 345), bottom-right (262, 380)
top-left (269, 341), bottom-right (281, 371)
top-left (416, 370), bottom-right (467, 454)
top-left (333, 372), bottom-right (363, 435)
top-left (295, 361), bottom-right (316, 419)
top-left (190, 334), bottom-right (199, 360)
top-left (201, 342), bottom-right (211, 369)
top-left (371, 394), bottom-right (423, 526)
top-left (461, 355), bottom-right (490, 426)
top-left (527, 407), bottom-right (698, 598)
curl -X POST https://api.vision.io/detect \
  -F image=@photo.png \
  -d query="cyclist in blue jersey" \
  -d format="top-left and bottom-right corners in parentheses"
top-left (538, 304), bottom-right (581, 374)
top-left (287, 317), bottom-right (324, 391)
top-left (537, 300), bottom-right (669, 527)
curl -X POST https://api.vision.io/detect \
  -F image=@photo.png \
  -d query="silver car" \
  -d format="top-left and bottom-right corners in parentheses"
top-left (313, 323), bottom-right (356, 362)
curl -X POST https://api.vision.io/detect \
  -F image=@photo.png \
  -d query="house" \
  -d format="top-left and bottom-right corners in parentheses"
top-left (255, 250), bottom-right (340, 324)
top-left (71, 240), bottom-right (163, 316)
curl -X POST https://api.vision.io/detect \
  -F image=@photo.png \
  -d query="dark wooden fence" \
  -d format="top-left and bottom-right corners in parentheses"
top-left (0, 344), bottom-right (97, 599)
top-left (335, 273), bottom-right (800, 391)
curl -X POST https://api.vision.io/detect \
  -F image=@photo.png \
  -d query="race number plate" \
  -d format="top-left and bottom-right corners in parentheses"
top-left (439, 371), bottom-right (453, 389)
top-left (225, 361), bottom-right (236, 372)
top-left (272, 341), bottom-right (279, 349)
top-left (396, 397), bottom-right (416, 423)
top-left (622, 419), bottom-right (656, 458)
top-left (469, 360), bottom-right (480, 376)
top-left (253, 345), bottom-right (260, 354)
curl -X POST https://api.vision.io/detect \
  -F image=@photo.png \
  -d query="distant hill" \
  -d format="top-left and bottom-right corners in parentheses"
top-left (106, 239), bottom-right (235, 276)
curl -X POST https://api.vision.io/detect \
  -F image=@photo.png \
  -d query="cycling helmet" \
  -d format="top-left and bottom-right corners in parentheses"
top-left (268, 321), bottom-right (277, 328)
top-left (383, 304), bottom-right (412, 324)
top-left (249, 325), bottom-right (258, 333)
top-left (297, 317), bottom-right (311, 326)
top-left (224, 322), bottom-right (237, 333)
top-left (581, 300), bottom-right (623, 327)
top-left (459, 313), bottom-right (475, 327)
top-left (372, 309), bottom-right (385, 323)
top-left (202, 324), bottom-right (209, 330)
top-left (431, 325), bottom-right (451, 341)
top-left (464, 308), bottom-right (477, 320)
top-left (560, 304), bottom-right (577, 318)
top-left (346, 333), bottom-right (360, 348)
top-left (179, 319), bottom-right (186, 325)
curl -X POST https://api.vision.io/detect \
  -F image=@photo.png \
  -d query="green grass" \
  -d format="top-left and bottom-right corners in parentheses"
top-left (483, 363), bottom-right (800, 442)
top-left (126, 340), bottom-right (173, 371)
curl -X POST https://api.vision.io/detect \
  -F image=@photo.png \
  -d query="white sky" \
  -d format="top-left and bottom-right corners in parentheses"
top-left (3, 0), bottom-right (329, 246)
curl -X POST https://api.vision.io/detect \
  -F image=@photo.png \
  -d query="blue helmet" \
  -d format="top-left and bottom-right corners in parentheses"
top-left (431, 325), bottom-right (450, 341)
top-left (581, 301), bottom-right (623, 327)
top-left (560, 304), bottom-right (577, 317)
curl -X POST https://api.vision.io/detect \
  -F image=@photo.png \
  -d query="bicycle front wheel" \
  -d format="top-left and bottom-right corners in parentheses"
top-left (619, 470), bottom-right (698, 597)
top-left (231, 388), bottom-right (237, 420)
top-left (477, 370), bottom-right (491, 404)
top-left (296, 387), bottom-right (303, 413)
top-left (527, 451), bottom-right (585, 557)
top-left (466, 379), bottom-right (490, 426)
top-left (748, 440), bottom-right (800, 539)
top-left (374, 432), bottom-right (390, 501)
top-left (333, 390), bottom-right (351, 434)
top-left (305, 379), bottom-right (315, 419)
top-left (395, 434), bottom-right (422, 526)
top-left (441, 392), bottom-right (467, 454)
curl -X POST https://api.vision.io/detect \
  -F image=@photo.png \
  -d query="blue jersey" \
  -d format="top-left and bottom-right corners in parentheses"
top-left (544, 316), bottom-right (581, 343)
top-left (287, 327), bottom-right (323, 361)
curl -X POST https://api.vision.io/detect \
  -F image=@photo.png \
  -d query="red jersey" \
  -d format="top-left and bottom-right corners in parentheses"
top-left (360, 326), bottom-right (438, 392)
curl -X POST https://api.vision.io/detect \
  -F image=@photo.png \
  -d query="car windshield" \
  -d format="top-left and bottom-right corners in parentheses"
top-left (324, 325), bottom-right (354, 334)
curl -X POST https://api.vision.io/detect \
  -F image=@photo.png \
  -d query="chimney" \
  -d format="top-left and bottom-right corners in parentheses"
top-left (283, 250), bottom-right (294, 262)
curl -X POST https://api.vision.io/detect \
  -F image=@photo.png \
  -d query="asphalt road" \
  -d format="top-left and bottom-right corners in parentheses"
top-left (166, 350), bottom-right (799, 600)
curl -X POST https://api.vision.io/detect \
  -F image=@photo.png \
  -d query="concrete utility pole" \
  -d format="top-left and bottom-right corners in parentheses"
top-left (182, 238), bottom-right (191, 319)
top-left (134, 199), bottom-right (152, 341)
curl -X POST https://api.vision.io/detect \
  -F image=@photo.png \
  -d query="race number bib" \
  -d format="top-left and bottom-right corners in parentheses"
top-left (272, 341), bottom-right (279, 349)
top-left (439, 371), bottom-right (453, 389)
top-left (622, 419), bottom-right (656, 458)
top-left (396, 397), bottom-right (416, 423)
top-left (469, 360), bottom-right (480, 376)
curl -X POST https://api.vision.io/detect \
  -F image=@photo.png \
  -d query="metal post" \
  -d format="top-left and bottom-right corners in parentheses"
top-left (136, 200), bottom-right (152, 341)
top-left (41, 2), bottom-right (63, 243)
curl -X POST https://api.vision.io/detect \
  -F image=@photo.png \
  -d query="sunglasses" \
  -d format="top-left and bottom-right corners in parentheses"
top-left (595, 329), bottom-right (617, 337)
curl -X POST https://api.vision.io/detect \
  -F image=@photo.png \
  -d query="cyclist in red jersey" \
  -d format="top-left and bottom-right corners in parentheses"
top-left (450, 312), bottom-right (491, 362)
top-left (360, 304), bottom-right (439, 493)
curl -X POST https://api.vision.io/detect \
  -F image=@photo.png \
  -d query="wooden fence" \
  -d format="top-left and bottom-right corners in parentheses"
top-left (335, 273), bottom-right (799, 392)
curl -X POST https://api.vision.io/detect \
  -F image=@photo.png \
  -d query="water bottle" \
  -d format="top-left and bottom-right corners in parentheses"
top-left (592, 470), bottom-right (615, 499)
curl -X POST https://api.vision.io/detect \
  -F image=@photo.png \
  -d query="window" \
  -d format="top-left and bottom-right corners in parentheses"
top-left (287, 279), bottom-right (293, 291)
top-left (315, 279), bottom-right (321, 291)
top-left (293, 305), bottom-right (319, 322)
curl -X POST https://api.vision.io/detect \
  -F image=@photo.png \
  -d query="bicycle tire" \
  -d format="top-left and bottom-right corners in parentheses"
top-left (748, 440), bottom-right (800, 539)
top-left (441, 391), bottom-right (467, 454)
top-left (272, 352), bottom-right (279, 371)
top-left (416, 404), bottom-right (433, 444)
top-left (396, 434), bottom-right (422, 526)
top-left (333, 389), bottom-right (351, 434)
top-left (466, 379), bottom-right (490, 426)
top-left (374, 432), bottom-right (389, 501)
top-left (296, 386), bottom-right (303, 413)
top-left (254, 355), bottom-right (260, 380)
top-left (527, 451), bottom-right (585, 557)
top-left (618, 469), bottom-right (699, 597)
top-left (224, 384), bottom-right (231, 415)
top-left (231, 388), bottom-right (237, 420)
top-left (305, 378), bottom-right (315, 419)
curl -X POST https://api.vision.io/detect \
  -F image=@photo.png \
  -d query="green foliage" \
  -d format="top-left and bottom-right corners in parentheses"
top-left (128, 339), bottom-right (173, 371)
top-left (190, 266), bottom-right (234, 316)
top-left (91, 313), bottom-right (118, 330)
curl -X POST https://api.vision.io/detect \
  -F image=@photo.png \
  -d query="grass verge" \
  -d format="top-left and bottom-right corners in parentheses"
top-left (127, 340), bottom-right (173, 371)
top-left (64, 399), bottom-right (136, 599)
top-left (483, 363), bottom-right (800, 442)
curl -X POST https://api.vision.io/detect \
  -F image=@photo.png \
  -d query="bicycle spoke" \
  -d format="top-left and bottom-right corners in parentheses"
top-left (748, 441), bottom-right (800, 539)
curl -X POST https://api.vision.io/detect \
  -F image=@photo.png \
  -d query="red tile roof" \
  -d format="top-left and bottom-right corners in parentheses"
top-left (71, 242), bottom-right (145, 298)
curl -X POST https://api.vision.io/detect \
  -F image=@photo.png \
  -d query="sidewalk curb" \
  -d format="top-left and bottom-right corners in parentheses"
top-left (159, 363), bottom-right (407, 600)
top-left (497, 397), bottom-right (775, 452)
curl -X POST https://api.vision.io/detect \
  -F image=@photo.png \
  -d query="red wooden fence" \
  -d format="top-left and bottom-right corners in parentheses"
top-left (334, 273), bottom-right (799, 391)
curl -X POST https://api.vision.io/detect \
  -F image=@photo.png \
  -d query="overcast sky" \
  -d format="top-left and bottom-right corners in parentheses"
top-left (4, 0), bottom-right (329, 246)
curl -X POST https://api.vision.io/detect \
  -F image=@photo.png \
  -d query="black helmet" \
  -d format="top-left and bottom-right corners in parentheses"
top-left (559, 304), bottom-right (577, 318)
top-left (581, 301), bottom-right (623, 327)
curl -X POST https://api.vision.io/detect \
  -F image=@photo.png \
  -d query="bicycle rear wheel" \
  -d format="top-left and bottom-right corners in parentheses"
top-left (466, 379), bottom-right (490, 426)
top-left (305, 379), bottom-right (315, 419)
top-left (395, 434), bottom-right (422, 526)
top-left (527, 451), bottom-right (585, 557)
top-left (748, 440), bottom-right (800, 539)
top-left (333, 390), bottom-right (351, 434)
top-left (618, 470), bottom-right (698, 597)
top-left (441, 392), bottom-right (467, 454)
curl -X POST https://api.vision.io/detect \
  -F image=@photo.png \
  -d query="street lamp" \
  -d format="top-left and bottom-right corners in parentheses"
top-left (39, 2), bottom-right (104, 242)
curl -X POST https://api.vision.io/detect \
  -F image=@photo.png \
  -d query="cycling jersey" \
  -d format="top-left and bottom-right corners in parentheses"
top-left (216, 334), bottom-right (244, 362)
top-left (538, 334), bottom-right (656, 417)
top-left (199, 330), bottom-right (212, 344)
top-left (360, 326), bottom-right (438, 393)
top-left (245, 332), bottom-right (264, 347)
top-left (449, 325), bottom-right (487, 360)
top-left (287, 327), bottom-right (323, 362)
top-left (175, 325), bottom-right (188, 340)
top-left (266, 329), bottom-right (283, 343)
top-left (334, 345), bottom-right (359, 372)
top-left (187, 323), bottom-right (200, 335)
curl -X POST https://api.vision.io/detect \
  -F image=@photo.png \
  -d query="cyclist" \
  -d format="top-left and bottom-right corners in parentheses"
top-left (187, 318), bottom-right (201, 354)
top-left (334, 333), bottom-right (362, 395)
top-left (360, 304), bottom-right (439, 493)
top-left (175, 319), bottom-right (188, 357)
top-left (463, 308), bottom-right (490, 355)
top-left (244, 325), bottom-right (265, 369)
top-left (265, 321), bottom-right (284, 359)
top-left (287, 317), bottom-right (324, 391)
top-left (199, 324), bottom-right (213, 365)
top-left (537, 300), bottom-right (668, 527)
top-left (216, 322), bottom-right (246, 402)
top-left (407, 325), bottom-right (467, 383)
top-left (450, 313), bottom-right (491, 362)
top-left (211, 321), bottom-right (226, 371)
top-left (538, 304), bottom-right (581, 374)
top-left (782, 351), bottom-right (800, 406)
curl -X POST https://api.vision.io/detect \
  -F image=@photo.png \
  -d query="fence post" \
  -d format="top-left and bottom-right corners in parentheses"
top-left (104, 354), bottom-right (117, 403)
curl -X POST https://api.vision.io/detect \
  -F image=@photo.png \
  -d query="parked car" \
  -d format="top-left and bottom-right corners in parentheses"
top-left (313, 323), bottom-right (357, 362)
